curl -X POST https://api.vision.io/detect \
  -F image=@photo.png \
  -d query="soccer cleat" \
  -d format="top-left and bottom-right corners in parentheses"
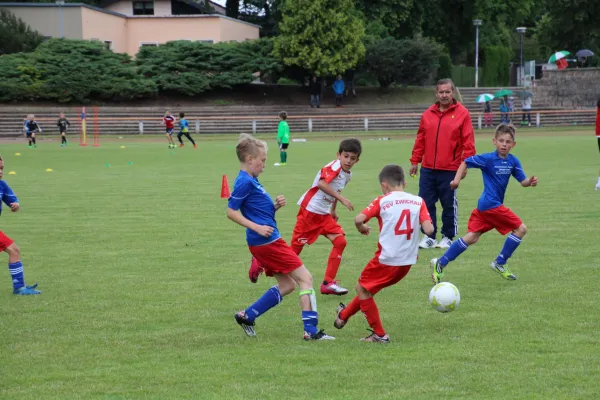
top-left (490, 261), bottom-right (516, 280)
top-left (193, 144), bottom-right (197, 149)
top-left (360, 329), bottom-right (390, 343)
top-left (234, 311), bottom-right (256, 337)
top-left (333, 303), bottom-right (347, 329)
top-left (60, 143), bottom-right (65, 147)
top-left (430, 258), bottom-right (444, 284)
top-left (179, 143), bottom-right (184, 148)
top-left (273, 163), bottom-right (281, 167)
top-left (595, 180), bottom-right (600, 191)
top-left (320, 281), bottom-right (348, 295)
top-left (248, 257), bottom-right (264, 284)
top-left (34, 144), bottom-right (37, 148)
top-left (28, 146), bottom-right (32, 149)
top-left (281, 163), bottom-right (286, 166)
top-left (436, 236), bottom-right (452, 249)
top-left (304, 329), bottom-right (335, 340)
top-left (419, 236), bottom-right (437, 249)
top-left (13, 284), bottom-right (41, 295)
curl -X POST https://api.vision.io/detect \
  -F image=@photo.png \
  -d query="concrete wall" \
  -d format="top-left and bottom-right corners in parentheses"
top-left (105, 0), bottom-right (132, 15)
top-left (535, 68), bottom-right (600, 108)
top-left (219, 16), bottom-right (259, 42)
top-left (1, 6), bottom-right (83, 38)
top-left (126, 16), bottom-right (221, 56)
top-left (81, 7), bottom-right (128, 53)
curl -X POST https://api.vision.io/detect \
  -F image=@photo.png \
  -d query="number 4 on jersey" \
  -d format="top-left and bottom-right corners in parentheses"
top-left (394, 209), bottom-right (413, 239)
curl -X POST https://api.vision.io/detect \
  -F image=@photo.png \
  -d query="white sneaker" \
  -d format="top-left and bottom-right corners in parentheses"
top-left (436, 236), bottom-right (452, 249)
top-left (419, 236), bottom-right (437, 249)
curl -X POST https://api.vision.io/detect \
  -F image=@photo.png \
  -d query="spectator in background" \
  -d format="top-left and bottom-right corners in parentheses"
top-left (309, 76), bottom-right (321, 108)
top-left (333, 75), bottom-right (345, 108)
top-left (595, 97), bottom-right (600, 190)
top-left (521, 96), bottom-right (532, 127)
top-left (344, 69), bottom-right (356, 98)
top-left (409, 79), bottom-right (476, 249)
top-left (484, 101), bottom-right (493, 128)
top-left (500, 100), bottom-right (509, 123)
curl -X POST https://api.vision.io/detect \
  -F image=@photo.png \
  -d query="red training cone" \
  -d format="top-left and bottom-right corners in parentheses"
top-left (221, 175), bottom-right (231, 199)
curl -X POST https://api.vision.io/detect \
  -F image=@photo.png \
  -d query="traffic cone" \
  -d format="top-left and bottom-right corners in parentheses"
top-left (221, 175), bottom-right (231, 199)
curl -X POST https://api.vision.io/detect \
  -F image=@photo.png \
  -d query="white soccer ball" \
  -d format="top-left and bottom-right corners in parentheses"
top-left (429, 282), bottom-right (460, 313)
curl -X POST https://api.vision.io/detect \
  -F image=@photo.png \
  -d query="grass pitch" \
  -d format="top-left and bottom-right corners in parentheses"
top-left (1, 129), bottom-right (599, 399)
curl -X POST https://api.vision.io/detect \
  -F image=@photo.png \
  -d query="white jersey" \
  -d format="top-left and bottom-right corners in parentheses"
top-left (362, 191), bottom-right (431, 266)
top-left (298, 160), bottom-right (351, 215)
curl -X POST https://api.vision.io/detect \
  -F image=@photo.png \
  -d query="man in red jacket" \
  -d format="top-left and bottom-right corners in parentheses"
top-left (409, 79), bottom-right (476, 249)
top-left (596, 97), bottom-right (600, 190)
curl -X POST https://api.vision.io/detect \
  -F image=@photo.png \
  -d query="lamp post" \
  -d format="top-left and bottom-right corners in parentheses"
top-left (516, 27), bottom-right (527, 86)
top-left (56, 0), bottom-right (65, 38)
top-left (473, 20), bottom-right (482, 88)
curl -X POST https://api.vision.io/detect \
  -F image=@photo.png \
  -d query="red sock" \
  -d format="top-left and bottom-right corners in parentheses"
top-left (324, 235), bottom-right (346, 282)
top-left (339, 296), bottom-right (360, 322)
top-left (360, 297), bottom-right (385, 337)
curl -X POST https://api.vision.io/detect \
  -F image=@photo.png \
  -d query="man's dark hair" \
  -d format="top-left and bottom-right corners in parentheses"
top-left (378, 164), bottom-right (405, 187)
top-left (338, 138), bottom-right (362, 157)
top-left (179, 112), bottom-right (185, 118)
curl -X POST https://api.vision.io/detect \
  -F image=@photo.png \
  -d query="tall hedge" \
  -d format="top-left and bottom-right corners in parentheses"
top-left (481, 46), bottom-right (511, 87)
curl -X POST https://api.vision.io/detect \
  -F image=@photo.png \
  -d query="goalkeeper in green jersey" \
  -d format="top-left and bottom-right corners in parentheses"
top-left (275, 111), bottom-right (290, 166)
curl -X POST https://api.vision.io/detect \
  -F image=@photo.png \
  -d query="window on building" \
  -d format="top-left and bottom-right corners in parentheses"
top-left (199, 40), bottom-right (214, 44)
top-left (140, 42), bottom-right (159, 47)
top-left (104, 41), bottom-right (112, 50)
top-left (133, 1), bottom-right (154, 15)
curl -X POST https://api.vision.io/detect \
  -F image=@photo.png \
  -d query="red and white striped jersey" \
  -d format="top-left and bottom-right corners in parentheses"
top-left (362, 191), bottom-right (432, 266)
top-left (298, 160), bottom-right (351, 215)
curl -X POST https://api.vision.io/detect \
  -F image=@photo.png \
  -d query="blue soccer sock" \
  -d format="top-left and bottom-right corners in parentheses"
top-left (9, 261), bottom-right (24, 291)
top-left (496, 234), bottom-right (522, 265)
top-left (244, 286), bottom-right (282, 322)
top-left (439, 238), bottom-right (469, 267)
top-left (302, 311), bottom-right (318, 335)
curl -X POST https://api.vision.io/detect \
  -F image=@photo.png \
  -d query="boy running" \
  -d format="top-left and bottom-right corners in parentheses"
top-left (274, 111), bottom-right (290, 166)
top-left (334, 165), bottom-right (433, 342)
top-left (177, 112), bottom-right (196, 148)
top-left (228, 133), bottom-right (334, 341)
top-left (431, 124), bottom-right (538, 282)
top-left (0, 156), bottom-right (41, 295)
top-left (162, 109), bottom-right (176, 149)
top-left (24, 114), bottom-right (42, 148)
top-left (57, 113), bottom-right (70, 147)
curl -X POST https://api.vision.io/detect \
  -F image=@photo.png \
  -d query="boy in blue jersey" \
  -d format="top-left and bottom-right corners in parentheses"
top-left (24, 114), bottom-right (42, 148)
top-left (177, 112), bottom-right (196, 148)
top-left (0, 156), bottom-right (40, 295)
top-left (227, 133), bottom-right (334, 341)
top-left (431, 124), bottom-right (538, 282)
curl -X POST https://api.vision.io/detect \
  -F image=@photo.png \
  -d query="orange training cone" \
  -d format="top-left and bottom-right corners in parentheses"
top-left (221, 175), bottom-right (231, 199)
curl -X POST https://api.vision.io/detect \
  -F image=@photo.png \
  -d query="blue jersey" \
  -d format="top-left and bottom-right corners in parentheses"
top-left (0, 180), bottom-right (18, 215)
top-left (179, 119), bottom-right (189, 133)
top-left (24, 120), bottom-right (41, 133)
top-left (465, 151), bottom-right (527, 211)
top-left (228, 170), bottom-right (280, 246)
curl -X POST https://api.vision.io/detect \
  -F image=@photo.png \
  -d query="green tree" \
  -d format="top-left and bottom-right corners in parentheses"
top-left (0, 9), bottom-right (44, 55)
top-left (226, 0), bottom-right (239, 18)
top-left (535, 0), bottom-right (600, 56)
top-left (274, 0), bottom-right (365, 76)
top-left (136, 39), bottom-right (281, 96)
top-left (354, 0), bottom-right (419, 38)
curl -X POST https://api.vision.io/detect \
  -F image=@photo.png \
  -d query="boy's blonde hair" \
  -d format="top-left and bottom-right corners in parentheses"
top-left (495, 123), bottom-right (516, 140)
top-left (236, 133), bottom-right (268, 162)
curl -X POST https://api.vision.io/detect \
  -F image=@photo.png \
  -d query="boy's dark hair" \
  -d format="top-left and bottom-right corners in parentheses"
top-left (597, 96), bottom-right (600, 107)
top-left (378, 165), bottom-right (405, 187)
top-left (495, 123), bottom-right (516, 140)
top-left (279, 111), bottom-right (287, 120)
top-left (179, 112), bottom-right (185, 118)
top-left (338, 138), bottom-right (362, 157)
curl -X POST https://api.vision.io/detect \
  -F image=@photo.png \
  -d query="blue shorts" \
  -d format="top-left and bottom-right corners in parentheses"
top-left (26, 131), bottom-right (37, 138)
top-left (166, 128), bottom-right (174, 135)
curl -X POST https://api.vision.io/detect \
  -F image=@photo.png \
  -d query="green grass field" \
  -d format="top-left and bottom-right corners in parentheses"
top-left (1, 129), bottom-right (599, 399)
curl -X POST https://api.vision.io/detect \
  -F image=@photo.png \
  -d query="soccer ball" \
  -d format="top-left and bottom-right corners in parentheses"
top-left (429, 282), bottom-right (460, 313)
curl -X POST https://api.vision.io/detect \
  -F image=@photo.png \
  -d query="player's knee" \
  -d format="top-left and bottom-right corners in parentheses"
top-left (332, 235), bottom-right (347, 250)
top-left (515, 224), bottom-right (527, 236)
top-left (355, 283), bottom-right (371, 298)
top-left (464, 233), bottom-right (479, 245)
top-left (6, 243), bottom-right (20, 258)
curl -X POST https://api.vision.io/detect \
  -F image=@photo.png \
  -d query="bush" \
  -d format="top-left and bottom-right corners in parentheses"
top-left (276, 77), bottom-right (300, 85)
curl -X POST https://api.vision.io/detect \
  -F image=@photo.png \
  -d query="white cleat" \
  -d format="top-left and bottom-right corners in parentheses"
top-left (273, 163), bottom-right (281, 167)
top-left (419, 236), bottom-right (437, 249)
top-left (436, 236), bottom-right (452, 249)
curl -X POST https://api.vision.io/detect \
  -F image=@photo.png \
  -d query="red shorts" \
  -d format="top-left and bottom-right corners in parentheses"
top-left (249, 238), bottom-right (303, 277)
top-left (0, 231), bottom-right (14, 252)
top-left (358, 258), bottom-right (411, 294)
top-left (467, 205), bottom-right (522, 235)
top-left (291, 207), bottom-right (344, 247)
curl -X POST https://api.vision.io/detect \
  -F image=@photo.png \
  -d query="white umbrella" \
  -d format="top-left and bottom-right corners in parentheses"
top-left (476, 93), bottom-right (494, 103)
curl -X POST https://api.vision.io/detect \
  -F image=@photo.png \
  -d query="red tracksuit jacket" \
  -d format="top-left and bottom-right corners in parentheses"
top-left (410, 101), bottom-right (476, 171)
top-left (596, 107), bottom-right (599, 137)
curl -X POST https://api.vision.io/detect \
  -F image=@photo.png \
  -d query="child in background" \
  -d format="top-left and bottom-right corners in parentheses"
top-left (177, 112), bottom-right (196, 149)
top-left (162, 109), bottom-right (176, 149)
top-left (57, 113), bottom-right (70, 147)
top-left (274, 111), bottom-right (290, 166)
top-left (24, 114), bottom-right (42, 148)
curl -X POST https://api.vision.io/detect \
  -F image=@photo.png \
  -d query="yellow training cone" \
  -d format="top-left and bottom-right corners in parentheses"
top-left (8, 171), bottom-right (16, 175)
top-left (46, 168), bottom-right (53, 172)
top-left (15, 153), bottom-right (21, 156)
top-left (120, 146), bottom-right (126, 149)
